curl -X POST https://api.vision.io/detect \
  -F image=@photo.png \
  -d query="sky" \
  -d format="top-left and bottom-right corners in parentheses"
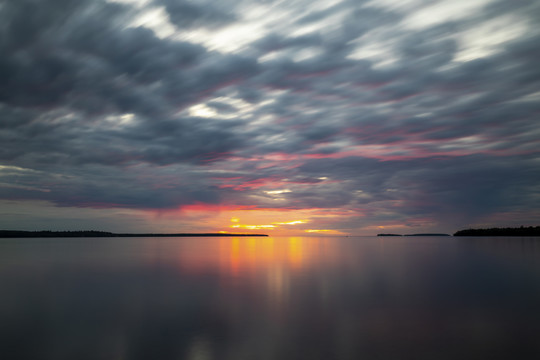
top-left (1, 0), bottom-right (539, 236)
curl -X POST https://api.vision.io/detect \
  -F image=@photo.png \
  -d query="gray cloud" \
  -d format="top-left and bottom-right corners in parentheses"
top-left (154, 0), bottom-right (238, 30)
top-left (0, 0), bottom-right (258, 168)
top-left (1, 0), bottom-right (539, 232)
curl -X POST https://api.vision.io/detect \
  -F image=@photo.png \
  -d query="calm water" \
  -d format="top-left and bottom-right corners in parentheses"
top-left (1, 236), bottom-right (540, 359)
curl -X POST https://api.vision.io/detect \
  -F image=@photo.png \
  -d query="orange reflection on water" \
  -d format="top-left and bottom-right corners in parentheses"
top-left (287, 237), bottom-right (303, 268)
top-left (176, 237), bottom-right (339, 275)
top-left (155, 236), bottom-right (343, 312)
top-left (217, 236), bottom-right (339, 308)
top-left (226, 237), bottom-right (285, 272)
top-left (222, 237), bottom-right (334, 273)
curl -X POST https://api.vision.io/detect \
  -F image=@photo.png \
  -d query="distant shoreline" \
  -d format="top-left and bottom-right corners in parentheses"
top-left (0, 230), bottom-right (268, 238)
top-left (377, 233), bottom-right (451, 237)
top-left (377, 226), bottom-right (540, 237)
top-left (454, 226), bottom-right (540, 236)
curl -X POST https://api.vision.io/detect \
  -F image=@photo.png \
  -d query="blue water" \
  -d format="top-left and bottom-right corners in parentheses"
top-left (1, 236), bottom-right (540, 359)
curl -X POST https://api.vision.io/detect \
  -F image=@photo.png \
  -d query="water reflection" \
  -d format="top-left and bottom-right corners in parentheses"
top-left (169, 237), bottom-right (339, 273)
top-left (1, 236), bottom-right (540, 359)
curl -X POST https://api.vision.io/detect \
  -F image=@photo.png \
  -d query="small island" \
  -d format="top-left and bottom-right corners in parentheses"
top-left (0, 230), bottom-right (268, 238)
top-left (454, 226), bottom-right (540, 237)
top-left (404, 233), bottom-right (451, 237)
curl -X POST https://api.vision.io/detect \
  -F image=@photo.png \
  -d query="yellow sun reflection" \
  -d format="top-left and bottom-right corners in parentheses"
top-left (288, 237), bottom-right (304, 268)
top-left (220, 237), bottom-right (340, 274)
top-left (174, 236), bottom-right (340, 279)
top-left (173, 236), bottom-right (342, 309)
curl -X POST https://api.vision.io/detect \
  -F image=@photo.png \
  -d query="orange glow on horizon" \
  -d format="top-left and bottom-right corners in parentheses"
top-left (305, 229), bottom-right (347, 235)
top-left (229, 218), bottom-right (309, 232)
top-left (231, 224), bottom-right (276, 230)
top-left (150, 204), bottom-right (359, 236)
top-left (273, 220), bottom-right (307, 225)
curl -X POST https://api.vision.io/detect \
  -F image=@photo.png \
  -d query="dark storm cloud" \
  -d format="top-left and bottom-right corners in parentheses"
top-left (1, 113), bottom-right (246, 168)
top-left (299, 153), bottom-right (540, 227)
top-left (154, 0), bottom-right (237, 29)
top-left (205, 101), bottom-right (236, 114)
top-left (0, 0), bottom-right (259, 168)
top-left (1, 0), bottom-right (540, 231)
top-left (0, 0), bottom-right (259, 116)
top-left (0, 163), bottom-right (222, 209)
top-left (252, 4), bottom-right (540, 157)
top-left (0, 0), bottom-right (262, 211)
top-left (253, 33), bottom-right (324, 53)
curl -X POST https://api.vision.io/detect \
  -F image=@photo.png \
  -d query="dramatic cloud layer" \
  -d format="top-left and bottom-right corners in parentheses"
top-left (1, 0), bottom-right (539, 234)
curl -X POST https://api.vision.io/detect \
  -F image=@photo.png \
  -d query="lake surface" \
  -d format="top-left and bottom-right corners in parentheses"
top-left (1, 236), bottom-right (540, 359)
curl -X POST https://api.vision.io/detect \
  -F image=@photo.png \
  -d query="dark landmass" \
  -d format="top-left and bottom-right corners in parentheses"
top-left (377, 233), bottom-right (450, 237)
top-left (0, 230), bottom-right (268, 238)
top-left (454, 226), bottom-right (540, 237)
top-left (404, 233), bottom-right (451, 237)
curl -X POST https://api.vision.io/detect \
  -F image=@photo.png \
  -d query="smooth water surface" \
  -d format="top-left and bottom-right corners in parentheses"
top-left (1, 236), bottom-right (540, 359)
